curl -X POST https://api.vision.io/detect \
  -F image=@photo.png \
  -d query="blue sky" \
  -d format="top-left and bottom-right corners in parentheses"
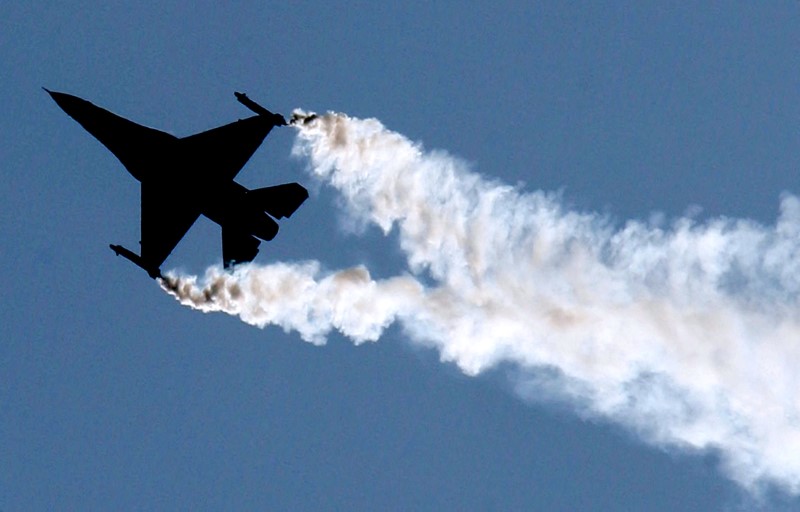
top-left (3, 2), bottom-right (800, 510)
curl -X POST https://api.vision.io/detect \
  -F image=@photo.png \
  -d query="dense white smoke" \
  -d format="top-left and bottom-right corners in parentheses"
top-left (162, 111), bottom-right (800, 494)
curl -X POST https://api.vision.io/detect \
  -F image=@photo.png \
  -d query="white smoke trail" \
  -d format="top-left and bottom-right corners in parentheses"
top-left (162, 111), bottom-right (800, 494)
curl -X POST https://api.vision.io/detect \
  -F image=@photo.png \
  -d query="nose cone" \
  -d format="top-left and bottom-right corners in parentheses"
top-left (45, 88), bottom-right (82, 114)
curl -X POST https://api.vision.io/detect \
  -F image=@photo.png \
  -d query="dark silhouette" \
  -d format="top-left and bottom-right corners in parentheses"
top-left (234, 91), bottom-right (286, 124)
top-left (46, 88), bottom-right (308, 279)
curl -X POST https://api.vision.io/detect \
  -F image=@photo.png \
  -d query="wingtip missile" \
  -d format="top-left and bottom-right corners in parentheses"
top-left (109, 244), bottom-right (163, 280)
top-left (234, 91), bottom-right (287, 126)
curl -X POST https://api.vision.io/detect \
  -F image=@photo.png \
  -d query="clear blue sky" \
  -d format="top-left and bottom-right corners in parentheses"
top-left (3, 2), bottom-right (800, 510)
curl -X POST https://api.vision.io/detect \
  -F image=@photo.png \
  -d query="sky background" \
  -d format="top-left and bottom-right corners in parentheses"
top-left (3, 2), bottom-right (800, 510)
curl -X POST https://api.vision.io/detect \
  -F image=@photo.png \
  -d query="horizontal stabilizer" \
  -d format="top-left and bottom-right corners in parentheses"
top-left (247, 183), bottom-right (309, 219)
top-left (222, 228), bottom-right (261, 269)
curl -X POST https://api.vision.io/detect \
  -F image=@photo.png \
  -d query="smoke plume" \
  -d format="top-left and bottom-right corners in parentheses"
top-left (162, 111), bottom-right (800, 494)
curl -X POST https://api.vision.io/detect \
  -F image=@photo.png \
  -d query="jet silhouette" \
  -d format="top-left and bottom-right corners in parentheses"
top-left (46, 89), bottom-right (308, 280)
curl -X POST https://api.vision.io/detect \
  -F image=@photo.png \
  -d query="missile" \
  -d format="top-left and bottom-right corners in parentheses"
top-left (234, 92), bottom-right (287, 126)
top-left (109, 244), bottom-right (163, 280)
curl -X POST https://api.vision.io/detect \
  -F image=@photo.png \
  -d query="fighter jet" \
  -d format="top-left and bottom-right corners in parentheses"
top-left (46, 88), bottom-right (308, 280)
